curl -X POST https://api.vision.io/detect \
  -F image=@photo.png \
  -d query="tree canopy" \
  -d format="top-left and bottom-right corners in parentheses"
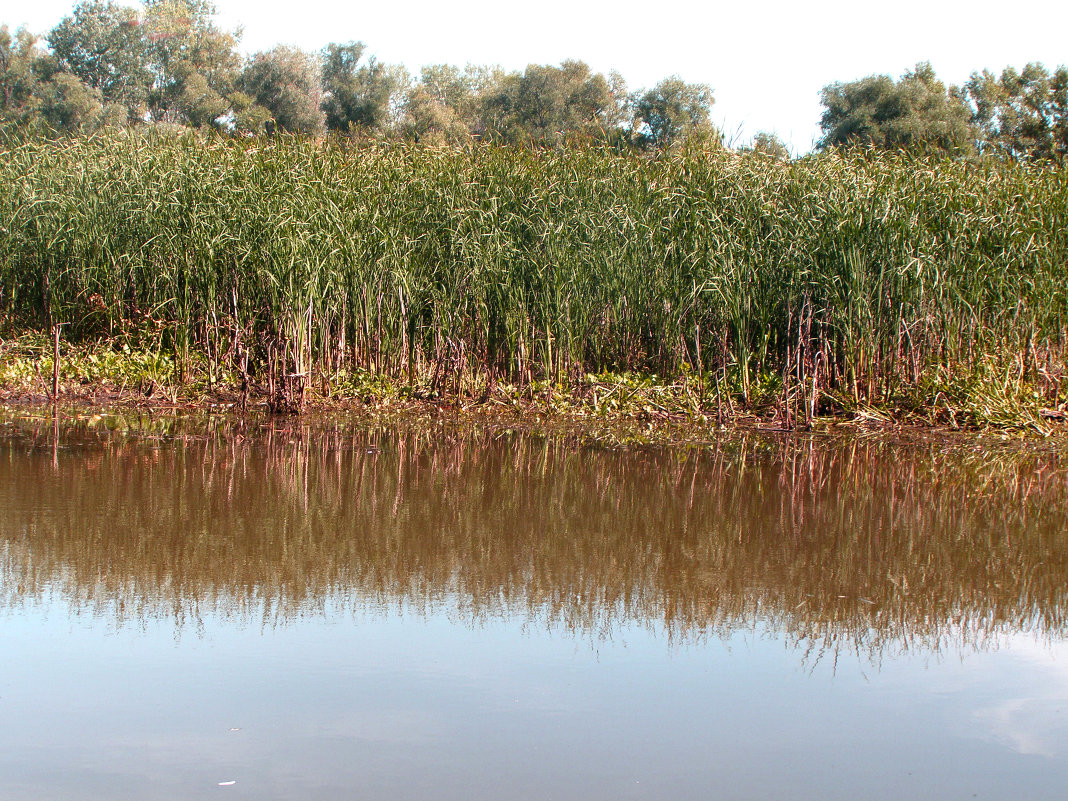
top-left (47, 0), bottom-right (149, 115)
top-left (45, 0), bottom-right (243, 127)
top-left (632, 76), bottom-right (715, 149)
top-left (239, 46), bottom-right (323, 134)
top-left (320, 41), bottom-right (409, 133)
top-left (963, 63), bottom-right (1068, 160)
top-left (2, 0), bottom-right (728, 150)
top-left (5, 1), bottom-right (1067, 161)
top-left (817, 61), bottom-right (1068, 161)
top-left (817, 62), bottom-right (973, 154)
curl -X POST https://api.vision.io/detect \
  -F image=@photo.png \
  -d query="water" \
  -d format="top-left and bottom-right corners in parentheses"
top-left (1, 413), bottom-right (1067, 800)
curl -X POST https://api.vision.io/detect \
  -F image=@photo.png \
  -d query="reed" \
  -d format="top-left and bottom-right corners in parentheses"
top-left (1, 132), bottom-right (1065, 424)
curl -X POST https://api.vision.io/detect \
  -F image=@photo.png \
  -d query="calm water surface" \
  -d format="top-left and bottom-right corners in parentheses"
top-left (1, 413), bottom-right (1067, 800)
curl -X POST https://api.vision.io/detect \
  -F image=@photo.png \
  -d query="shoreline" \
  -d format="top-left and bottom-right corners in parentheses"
top-left (2, 337), bottom-right (1065, 451)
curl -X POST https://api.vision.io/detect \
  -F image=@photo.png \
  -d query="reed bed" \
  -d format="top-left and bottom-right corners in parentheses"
top-left (1, 132), bottom-right (1066, 423)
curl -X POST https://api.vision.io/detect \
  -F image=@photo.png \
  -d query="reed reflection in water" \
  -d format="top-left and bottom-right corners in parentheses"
top-left (2, 415), bottom-right (1066, 661)
top-left (4, 415), bottom-right (1068, 801)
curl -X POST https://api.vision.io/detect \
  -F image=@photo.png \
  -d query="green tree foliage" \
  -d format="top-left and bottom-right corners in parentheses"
top-left (403, 88), bottom-right (472, 146)
top-left (480, 60), bottom-right (626, 146)
top-left (141, 0), bottom-right (242, 124)
top-left (3, 24), bottom-right (121, 133)
top-left (963, 63), bottom-right (1068, 161)
top-left (400, 63), bottom-right (497, 144)
top-left (46, 0), bottom-right (150, 117)
top-left (36, 71), bottom-right (104, 132)
top-left (420, 64), bottom-right (494, 121)
top-left (321, 41), bottom-right (408, 134)
top-left (239, 46), bottom-right (323, 134)
top-left (745, 131), bottom-right (790, 159)
top-left (817, 62), bottom-right (973, 153)
top-left (45, 0), bottom-right (241, 127)
top-left (632, 76), bottom-right (715, 149)
top-left (0, 26), bottom-right (46, 125)
top-left (9, 3), bottom-right (1067, 160)
top-left (227, 89), bottom-right (271, 134)
top-left (175, 70), bottom-right (227, 128)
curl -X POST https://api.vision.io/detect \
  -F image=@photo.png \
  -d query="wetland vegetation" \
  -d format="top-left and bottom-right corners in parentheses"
top-left (1, 135), bottom-right (1066, 431)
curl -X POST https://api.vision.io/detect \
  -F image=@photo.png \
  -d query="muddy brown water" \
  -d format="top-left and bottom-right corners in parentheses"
top-left (1, 413), bottom-right (1067, 800)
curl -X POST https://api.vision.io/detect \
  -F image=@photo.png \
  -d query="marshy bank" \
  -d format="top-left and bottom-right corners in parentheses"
top-left (2, 134), bottom-right (1066, 432)
top-left (5, 332), bottom-right (1065, 446)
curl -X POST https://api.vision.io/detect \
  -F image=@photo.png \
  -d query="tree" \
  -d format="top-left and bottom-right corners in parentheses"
top-left (963, 63), bottom-right (1068, 160)
top-left (0, 26), bottom-right (47, 126)
top-left (745, 131), bottom-right (790, 159)
top-left (402, 85), bottom-right (472, 146)
top-left (321, 41), bottom-right (408, 134)
top-left (239, 46), bottom-right (324, 134)
top-left (46, 0), bottom-right (242, 127)
top-left (2, 24), bottom-right (128, 135)
top-left (419, 64), bottom-right (493, 119)
top-left (227, 89), bottom-right (271, 134)
top-left (36, 71), bottom-right (105, 132)
top-left (400, 63), bottom-right (499, 144)
top-left (817, 62), bottom-right (973, 153)
top-left (480, 60), bottom-right (626, 146)
top-left (632, 76), bottom-right (715, 149)
top-left (141, 0), bottom-right (242, 124)
top-left (175, 70), bottom-right (227, 128)
top-left (1056, 68), bottom-right (1068, 160)
top-left (46, 0), bottom-right (150, 118)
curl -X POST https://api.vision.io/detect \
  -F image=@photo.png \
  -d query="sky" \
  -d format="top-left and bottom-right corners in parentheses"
top-left (3, 0), bottom-right (1067, 154)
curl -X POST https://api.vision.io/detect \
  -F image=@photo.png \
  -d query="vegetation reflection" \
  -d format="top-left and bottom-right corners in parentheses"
top-left (1, 416), bottom-right (1066, 660)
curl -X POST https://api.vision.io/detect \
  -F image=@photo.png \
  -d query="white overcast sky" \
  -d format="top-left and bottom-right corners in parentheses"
top-left (3, 0), bottom-right (1067, 153)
